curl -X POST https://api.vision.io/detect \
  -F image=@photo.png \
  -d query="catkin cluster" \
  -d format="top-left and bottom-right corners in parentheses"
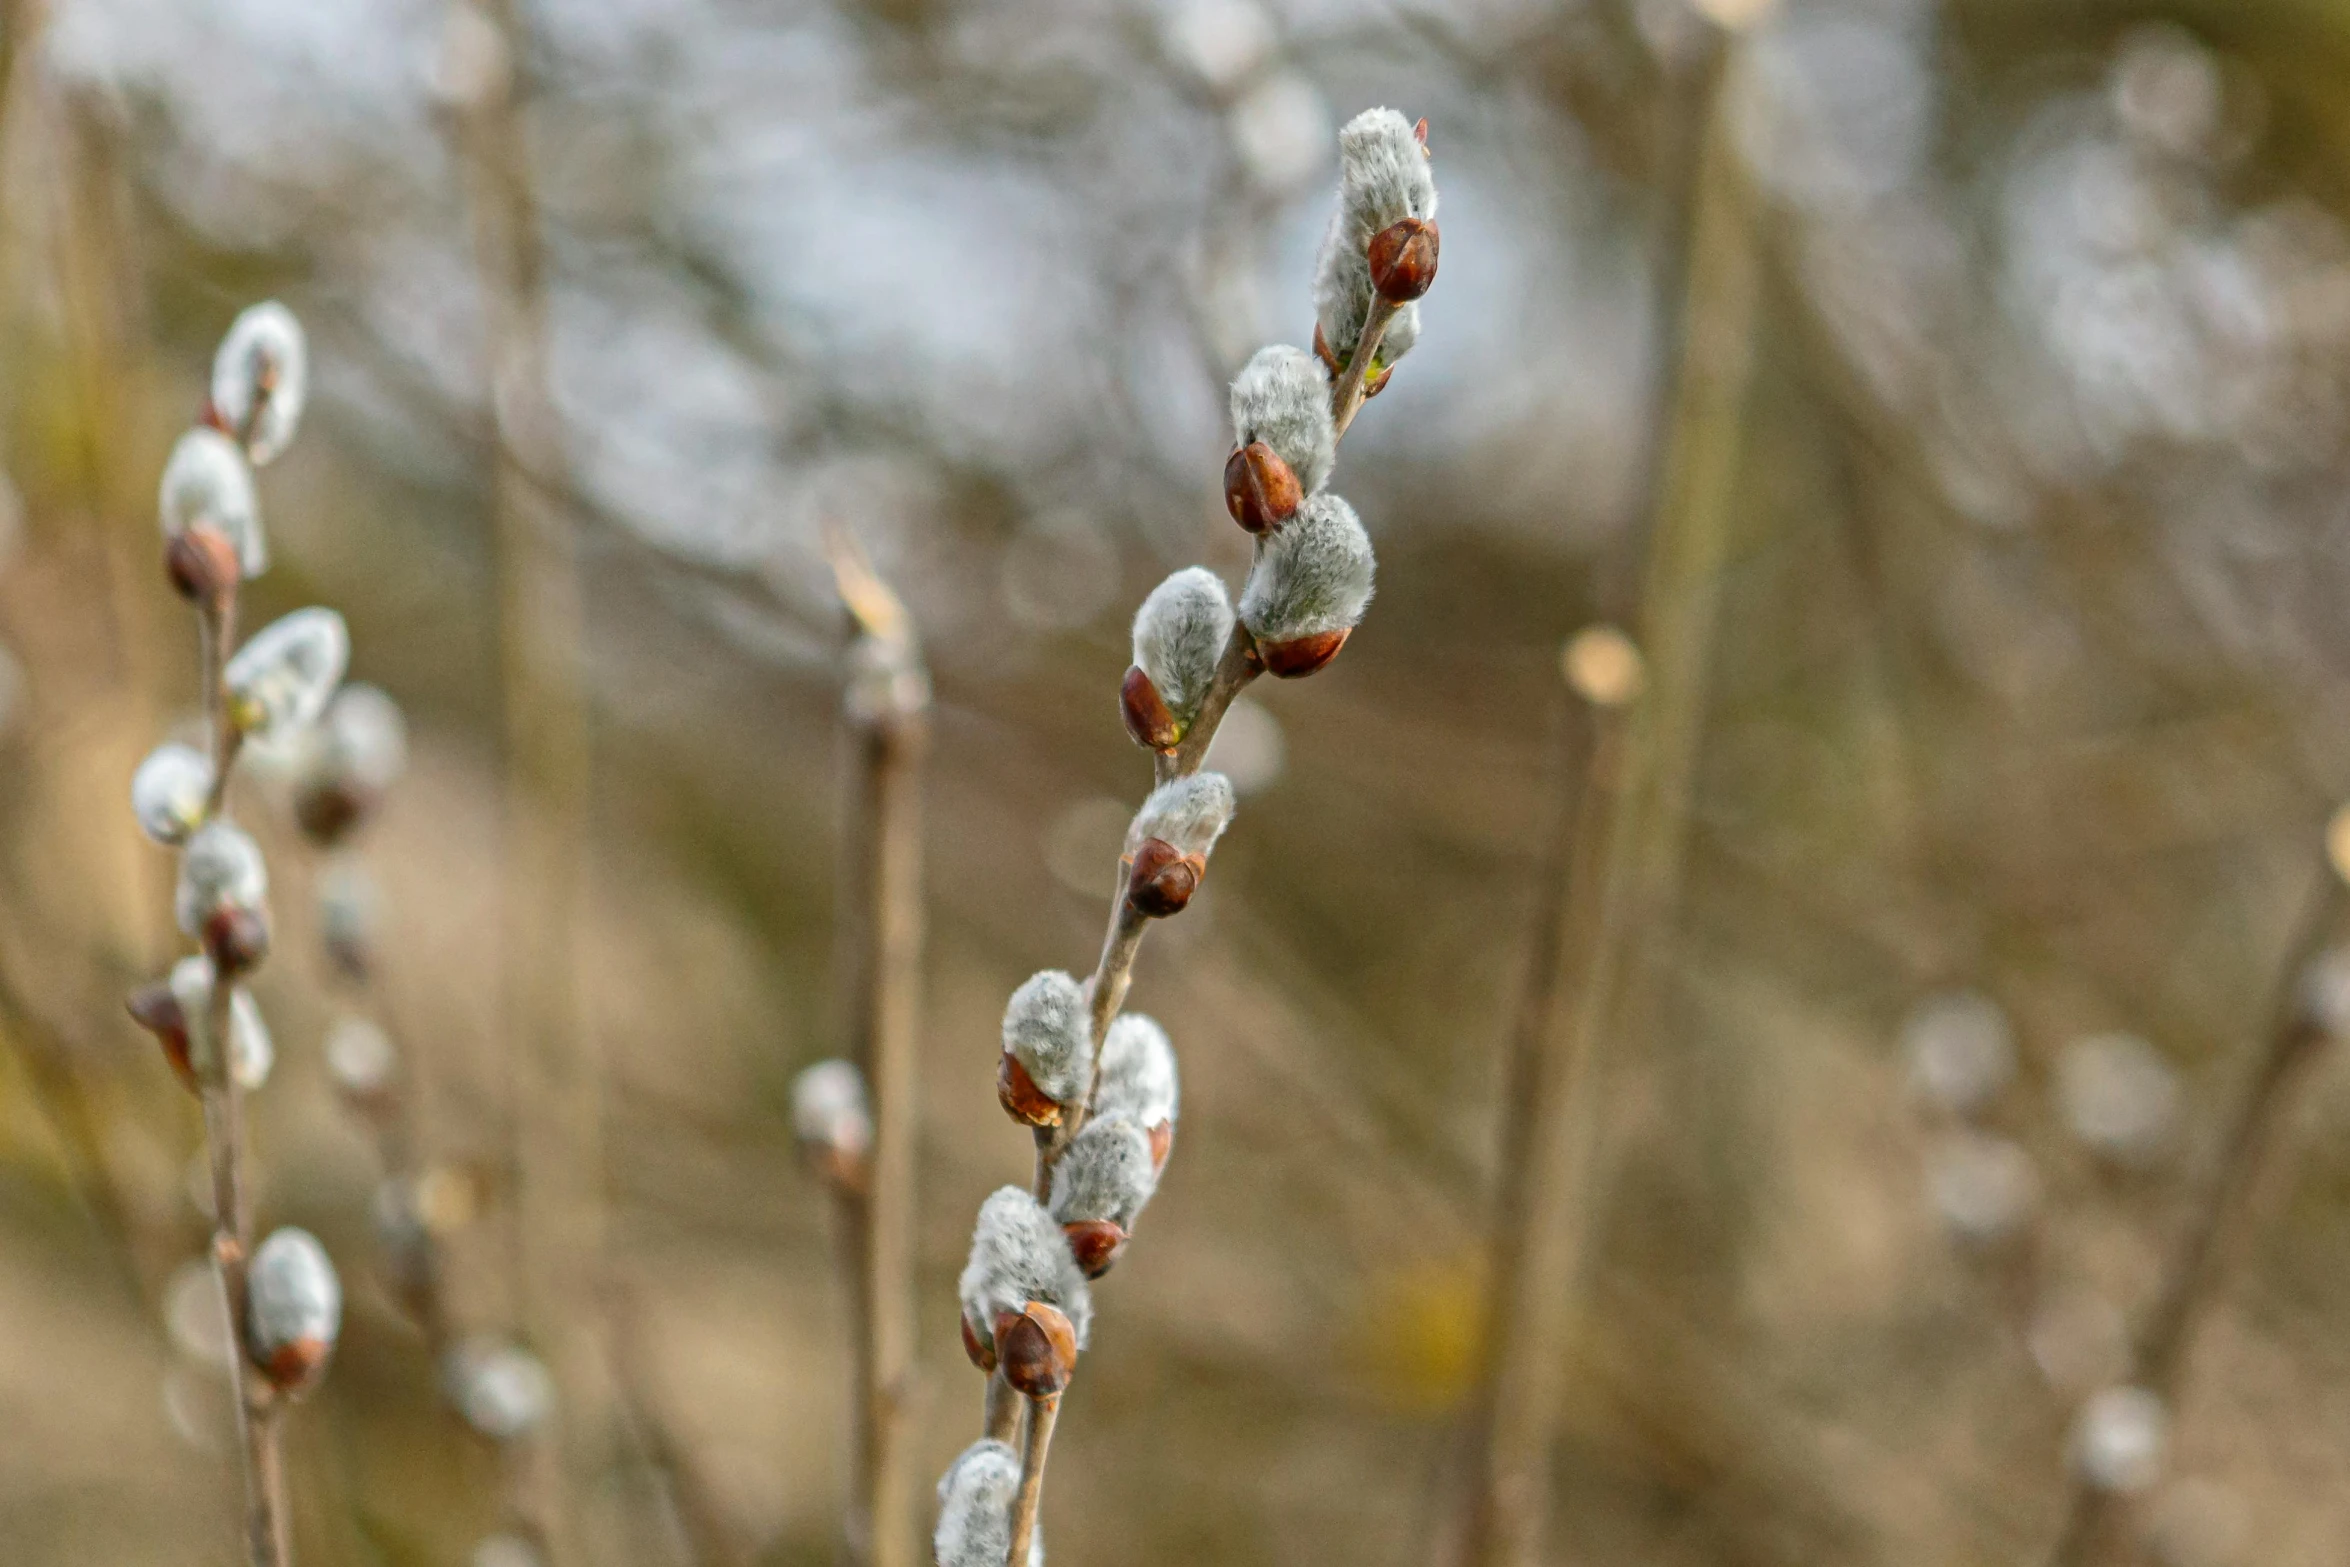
top-left (937, 105), bottom-right (1442, 1566)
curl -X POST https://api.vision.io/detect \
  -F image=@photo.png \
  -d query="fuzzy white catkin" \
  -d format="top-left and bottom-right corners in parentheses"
top-left (2055, 1033), bottom-right (2179, 1166)
top-left (2073, 1386), bottom-right (2167, 1493)
top-left (132, 743), bottom-right (215, 847)
top-left (324, 1015), bottom-right (397, 1099)
top-left (1237, 492), bottom-right (1375, 644)
top-left (1901, 988), bottom-right (2015, 1118)
top-left (1133, 568), bottom-right (1235, 727)
top-left (1003, 970), bottom-right (1091, 1106)
top-left (1313, 108), bottom-right (1438, 363)
top-left (246, 1228), bottom-right (341, 1359)
top-left (169, 957), bottom-right (273, 1088)
top-left (158, 427), bottom-right (267, 576)
top-left (935, 1439), bottom-right (1043, 1567)
top-left (1126, 772), bottom-right (1235, 859)
top-left (1048, 1114), bottom-right (1158, 1229)
top-left (317, 859), bottom-right (377, 954)
top-left (307, 683), bottom-right (409, 795)
top-left (175, 820), bottom-right (268, 934)
top-left (1095, 1014), bottom-right (1180, 1130)
top-left (791, 1059), bottom-right (872, 1156)
top-left (1230, 345), bottom-right (1335, 496)
top-left (470, 1535), bottom-right (544, 1567)
top-left (210, 302), bottom-right (309, 466)
top-left (958, 1186), bottom-right (1092, 1354)
top-left (225, 607), bottom-right (349, 738)
top-left (444, 1337), bottom-right (555, 1442)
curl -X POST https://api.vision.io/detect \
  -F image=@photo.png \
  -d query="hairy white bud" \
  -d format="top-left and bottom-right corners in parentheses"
top-left (1901, 989), bottom-right (2015, 1118)
top-left (1126, 773), bottom-right (1234, 859)
top-left (168, 957), bottom-right (273, 1089)
top-left (1096, 1014), bottom-right (1180, 1131)
top-left (1237, 493), bottom-right (1374, 645)
top-left (2056, 1033), bottom-right (2179, 1167)
top-left (1003, 971), bottom-right (1091, 1107)
top-left (225, 608), bottom-right (348, 738)
top-left (210, 302), bottom-right (309, 466)
top-left (246, 1228), bottom-right (341, 1388)
top-left (1133, 569), bottom-right (1235, 728)
top-left (935, 1439), bottom-right (1042, 1567)
top-left (470, 1535), bottom-right (544, 1567)
top-left (306, 684), bottom-right (409, 795)
top-left (791, 1059), bottom-right (872, 1159)
top-left (324, 1015), bottom-right (397, 1100)
top-left (1337, 107), bottom-right (1438, 240)
top-left (443, 1337), bottom-right (555, 1442)
top-left (158, 428), bottom-right (266, 577)
top-left (1049, 1114), bottom-right (1158, 1230)
top-left (1925, 1129), bottom-right (2037, 1246)
top-left (1230, 346), bottom-right (1335, 496)
top-left (1313, 109), bottom-right (1437, 363)
top-left (2072, 1386), bottom-right (2167, 1493)
top-left (176, 821), bottom-right (268, 936)
top-left (133, 743), bottom-right (215, 846)
top-left (958, 1186), bottom-right (1092, 1357)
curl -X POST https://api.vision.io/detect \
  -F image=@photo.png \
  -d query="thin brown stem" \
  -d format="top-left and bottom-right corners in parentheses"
top-left (1001, 1394), bottom-right (1060, 1567)
top-left (1329, 298), bottom-right (1401, 441)
top-left (826, 525), bottom-right (929, 1567)
top-left (2042, 867), bottom-right (2347, 1567)
top-left (983, 1371), bottom-right (1021, 1446)
top-left (1158, 626), bottom-right (1264, 786)
top-left (1452, 42), bottom-right (1758, 1567)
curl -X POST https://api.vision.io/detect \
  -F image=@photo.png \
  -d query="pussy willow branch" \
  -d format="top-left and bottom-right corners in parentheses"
top-left (2043, 864), bottom-right (2349, 1567)
top-left (448, 0), bottom-right (601, 1557)
top-left (188, 592), bottom-right (292, 1567)
top-left (1454, 37), bottom-right (1758, 1567)
top-left (1003, 295), bottom-right (1402, 1567)
top-left (827, 526), bottom-right (929, 1567)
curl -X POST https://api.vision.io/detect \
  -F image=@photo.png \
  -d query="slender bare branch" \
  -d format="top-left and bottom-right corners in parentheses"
top-left (1002, 1394), bottom-right (1061, 1567)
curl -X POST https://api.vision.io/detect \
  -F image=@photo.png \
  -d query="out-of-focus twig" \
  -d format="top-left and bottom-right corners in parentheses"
top-left (1452, 33), bottom-right (1759, 1567)
top-left (2042, 838), bottom-right (2350, 1567)
top-left (444, 1), bottom-right (601, 1559)
top-left (824, 519), bottom-right (928, 1567)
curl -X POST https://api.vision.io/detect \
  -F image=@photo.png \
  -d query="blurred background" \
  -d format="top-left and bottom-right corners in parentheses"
top-left (3, 0), bottom-right (2350, 1563)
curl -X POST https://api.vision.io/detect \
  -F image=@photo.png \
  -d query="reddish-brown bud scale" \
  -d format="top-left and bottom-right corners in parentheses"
top-left (1368, 218), bottom-right (1439, 303)
top-left (1120, 666), bottom-right (1181, 753)
top-left (198, 397), bottom-right (232, 437)
top-left (1125, 838), bottom-right (1203, 918)
top-left (1313, 322), bottom-right (1342, 378)
top-left (1414, 117), bottom-right (1429, 147)
top-left (961, 1311), bottom-right (997, 1373)
top-left (1062, 1220), bottom-right (1128, 1279)
top-left (1223, 441), bottom-right (1303, 534)
top-left (1147, 1120), bottom-right (1174, 1174)
top-left (203, 906), bottom-right (271, 978)
top-left (166, 525), bottom-right (242, 607)
top-left (127, 982), bottom-right (197, 1092)
top-left (998, 1050), bottom-right (1065, 1128)
top-left (261, 1336), bottom-right (332, 1395)
top-left (1364, 364), bottom-right (1395, 399)
top-left (294, 780), bottom-right (373, 846)
top-left (996, 1302), bottom-right (1078, 1398)
top-left (809, 1142), bottom-right (869, 1196)
top-left (1258, 627), bottom-right (1351, 679)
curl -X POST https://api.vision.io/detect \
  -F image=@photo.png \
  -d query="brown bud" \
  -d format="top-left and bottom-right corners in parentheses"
top-left (1147, 1120), bottom-right (1174, 1174)
top-left (1258, 627), bottom-right (1351, 679)
top-left (1120, 666), bottom-right (1181, 753)
top-left (961, 1311), bottom-right (997, 1374)
top-left (260, 1336), bottom-right (332, 1396)
top-left (203, 905), bottom-right (271, 978)
top-left (1368, 217), bottom-right (1439, 303)
top-left (1125, 837), bottom-right (1204, 918)
top-left (1414, 117), bottom-right (1430, 148)
top-left (198, 396), bottom-right (232, 438)
top-left (1312, 322), bottom-right (1342, 378)
top-left (127, 982), bottom-right (197, 1092)
top-left (1364, 363), bottom-right (1395, 399)
top-left (995, 1302), bottom-right (1078, 1398)
top-left (1223, 441), bottom-right (1303, 534)
top-left (166, 524), bottom-right (242, 606)
top-left (294, 780), bottom-right (376, 846)
top-left (1062, 1219), bottom-right (1129, 1279)
top-left (807, 1141), bottom-right (869, 1196)
top-left (998, 1050), bottom-right (1065, 1128)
